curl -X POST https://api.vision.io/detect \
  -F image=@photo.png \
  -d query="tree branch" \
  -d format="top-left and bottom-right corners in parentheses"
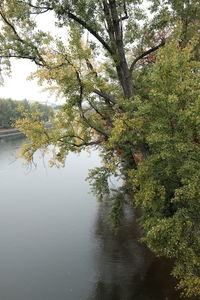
top-left (0, 11), bottom-right (46, 66)
top-left (64, 56), bottom-right (109, 138)
top-left (67, 12), bottom-right (114, 56)
top-left (0, 11), bottom-right (24, 44)
top-left (17, 1), bottom-right (114, 56)
top-left (16, 0), bottom-right (51, 11)
top-left (119, 0), bottom-right (128, 21)
top-left (0, 53), bottom-right (44, 66)
top-left (84, 58), bottom-right (116, 105)
top-left (93, 89), bottom-right (116, 104)
top-left (77, 82), bottom-right (109, 138)
top-left (29, 8), bottom-right (51, 15)
top-left (58, 138), bottom-right (100, 148)
top-left (129, 39), bottom-right (165, 73)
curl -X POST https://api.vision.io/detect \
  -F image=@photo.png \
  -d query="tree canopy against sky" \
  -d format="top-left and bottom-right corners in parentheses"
top-left (0, 0), bottom-right (199, 297)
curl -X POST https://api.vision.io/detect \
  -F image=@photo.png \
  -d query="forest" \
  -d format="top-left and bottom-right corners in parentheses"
top-left (0, 0), bottom-right (199, 297)
top-left (0, 98), bottom-right (53, 129)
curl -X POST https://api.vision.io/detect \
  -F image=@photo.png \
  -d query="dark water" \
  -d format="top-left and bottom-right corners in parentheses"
top-left (0, 138), bottom-right (195, 300)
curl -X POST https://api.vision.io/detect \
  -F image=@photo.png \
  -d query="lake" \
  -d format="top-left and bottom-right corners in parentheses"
top-left (0, 137), bottom-right (194, 300)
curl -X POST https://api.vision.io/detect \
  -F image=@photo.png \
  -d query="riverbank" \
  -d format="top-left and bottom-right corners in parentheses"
top-left (0, 128), bottom-right (25, 140)
top-left (0, 122), bottom-right (52, 140)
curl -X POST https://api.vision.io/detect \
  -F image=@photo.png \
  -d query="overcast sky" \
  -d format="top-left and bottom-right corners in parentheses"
top-left (0, 60), bottom-right (58, 103)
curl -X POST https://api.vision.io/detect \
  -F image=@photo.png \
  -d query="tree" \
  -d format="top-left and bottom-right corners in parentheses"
top-left (0, 0), bottom-right (199, 296)
top-left (0, 98), bottom-right (52, 128)
top-left (0, 98), bottom-right (22, 128)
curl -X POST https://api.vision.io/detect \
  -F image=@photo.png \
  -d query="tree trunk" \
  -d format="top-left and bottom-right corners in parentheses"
top-left (103, 0), bottom-right (134, 98)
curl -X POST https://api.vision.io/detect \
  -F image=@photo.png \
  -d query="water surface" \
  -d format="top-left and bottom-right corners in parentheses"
top-left (0, 138), bottom-right (195, 300)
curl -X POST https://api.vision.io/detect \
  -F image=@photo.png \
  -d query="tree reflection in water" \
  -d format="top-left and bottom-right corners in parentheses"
top-left (89, 203), bottom-right (196, 300)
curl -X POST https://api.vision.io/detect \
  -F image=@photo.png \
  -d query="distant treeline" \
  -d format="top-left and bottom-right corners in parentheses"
top-left (0, 98), bottom-right (53, 129)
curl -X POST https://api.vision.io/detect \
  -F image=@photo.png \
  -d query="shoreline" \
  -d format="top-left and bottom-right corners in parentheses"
top-left (0, 129), bottom-right (25, 140)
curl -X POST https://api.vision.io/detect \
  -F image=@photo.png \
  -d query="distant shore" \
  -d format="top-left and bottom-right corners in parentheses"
top-left (0, 128), bottom-right (25, 140)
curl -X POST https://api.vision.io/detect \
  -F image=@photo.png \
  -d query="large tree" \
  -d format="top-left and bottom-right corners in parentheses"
top-left (0, 0), bottom-right (199, 297)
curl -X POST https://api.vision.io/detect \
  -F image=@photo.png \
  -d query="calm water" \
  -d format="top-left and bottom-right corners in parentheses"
top-left (0, 138), bottom-right (195, 300)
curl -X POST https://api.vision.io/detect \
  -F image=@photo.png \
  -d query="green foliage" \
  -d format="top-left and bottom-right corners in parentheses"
top-left (0, 98), bottom-right (52, 129)
top-left (87, 166), bottom-right (125, 230)
top-left (86, 166), bottom-right (111, 201)
top-left (127, 36), bottom-right (200, 297)
top-left (0, 98), bottom-right (20, 128)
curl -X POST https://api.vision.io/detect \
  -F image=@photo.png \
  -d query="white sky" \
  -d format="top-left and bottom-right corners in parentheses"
top-left (0, 60), bottom-right (57, 103)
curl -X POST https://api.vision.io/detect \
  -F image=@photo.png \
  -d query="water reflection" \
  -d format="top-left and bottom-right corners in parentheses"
top-left (89, 204), bottom-right (196, 300)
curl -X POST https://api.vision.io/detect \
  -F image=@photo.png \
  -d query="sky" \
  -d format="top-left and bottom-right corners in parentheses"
top-left (0, 60), bottom-right (57, 103)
